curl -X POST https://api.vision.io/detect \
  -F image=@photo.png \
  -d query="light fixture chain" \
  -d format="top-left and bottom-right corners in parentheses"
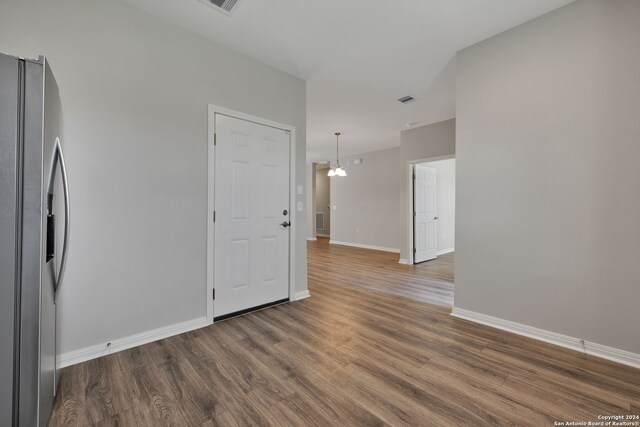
top-left (328, 132), bottom-right (346, 177)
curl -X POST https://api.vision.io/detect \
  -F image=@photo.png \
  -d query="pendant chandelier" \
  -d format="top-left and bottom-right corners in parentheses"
top-left (328, 132), bottom-right (347, 177)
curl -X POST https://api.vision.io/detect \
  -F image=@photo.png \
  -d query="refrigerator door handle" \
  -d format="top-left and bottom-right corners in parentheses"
top-left (47, 137), bottom-right (70, 294)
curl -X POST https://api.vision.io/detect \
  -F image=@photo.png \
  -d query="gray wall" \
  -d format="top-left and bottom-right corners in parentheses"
top-left (456, 0), bottom-right (640, 353)
top-left (418, 159), bottom-right (456, 252)
top-left (0, 0), bottom-right (307, 354)
top-left (400, 119), bottom-right (456, 260)
top-left (315, 168), bottom-right (331, 235)
top-left (330, 148), bottom-right (402, 251)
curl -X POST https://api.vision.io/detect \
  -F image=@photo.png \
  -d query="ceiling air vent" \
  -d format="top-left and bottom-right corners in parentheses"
top-left (199, 0), bottom-right (243, 16)
top-left (398, 96), bottom-right (416, 104)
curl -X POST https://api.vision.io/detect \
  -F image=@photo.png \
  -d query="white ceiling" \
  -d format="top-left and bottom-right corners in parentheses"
top-left (120, 0), bottom-right (574, 162)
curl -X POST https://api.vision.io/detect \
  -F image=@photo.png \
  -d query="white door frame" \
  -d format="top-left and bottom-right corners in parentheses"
top-left (206, 105), bottom-right (297, 324)
top-left (406, 154), bottom-right (455, 265)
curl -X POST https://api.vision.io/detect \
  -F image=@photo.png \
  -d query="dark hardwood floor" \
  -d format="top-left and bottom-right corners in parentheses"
top-left (49, 238), bottom-right (640, 426)
top-left (312, 237), bottom-right (454, 306)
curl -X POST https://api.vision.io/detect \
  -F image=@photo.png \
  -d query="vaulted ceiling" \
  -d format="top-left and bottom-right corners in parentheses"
top-left (120, 0), bottom-right (575, 161)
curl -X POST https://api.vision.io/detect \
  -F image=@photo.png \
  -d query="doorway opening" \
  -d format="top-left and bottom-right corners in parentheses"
top-left (314, 163), bottom-right (331, 238)
top-left (409, 157), bottom-right (455, 266)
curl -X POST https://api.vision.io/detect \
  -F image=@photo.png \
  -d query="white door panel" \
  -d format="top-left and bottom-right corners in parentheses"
top-left (414, 165), bottom-right (437, 263)
top-left (214, 114), bottom-right (290, 317)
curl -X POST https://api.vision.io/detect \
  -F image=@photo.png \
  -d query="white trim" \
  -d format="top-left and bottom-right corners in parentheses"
top-left (407, 164), bottom-right (414, 264)
top-left (398, 259), bottom-right (408, 265)
top-left (436, 247), bottom-right (455, 256)
top-left (316, 233), bottom-right (330, 238)
top-left (307, 237), bottom-right (317, 241)
top-left (207, 106), bottom-right (216, 325)
top-left (207, 105), bottom-right (297, 324)
top-left (329, 240), bottom-right (400, 254)
top-left (57, 317), bottom-right (208, 368)
top-left (451, 308), bottom-right (640, 369)
top-left (294, 290), bottom-right (311, 301)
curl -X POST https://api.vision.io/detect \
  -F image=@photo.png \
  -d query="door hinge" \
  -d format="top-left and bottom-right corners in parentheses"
top-left (214, 133), bottom-right (217, 146)
top-left (212, 288), bottom-right (215, 300)
top-left (413, 248), bottom-right (416, 254)
top-left (213, 211), bottom-right (216, 223)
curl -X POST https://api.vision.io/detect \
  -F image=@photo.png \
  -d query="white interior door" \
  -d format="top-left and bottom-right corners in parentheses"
top-left (214, 114), bottom-right (290, 318)
top-left (414, 164), bottom-right (437, 263)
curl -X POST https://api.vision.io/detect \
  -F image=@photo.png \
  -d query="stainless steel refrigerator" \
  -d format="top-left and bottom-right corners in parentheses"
top-left (1, 53), bottom-right (69, 426)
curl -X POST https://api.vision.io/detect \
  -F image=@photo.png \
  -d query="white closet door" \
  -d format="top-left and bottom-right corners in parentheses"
top-left (414, 164), bottom-right (437, 263)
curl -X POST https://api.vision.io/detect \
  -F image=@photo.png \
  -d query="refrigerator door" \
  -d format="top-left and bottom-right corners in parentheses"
top-left (19, 57), bottom-right (63, 427)
top-left (0, 53), bottom-right (21, 427)
top-left (41, 59), bottom-right (64, 423)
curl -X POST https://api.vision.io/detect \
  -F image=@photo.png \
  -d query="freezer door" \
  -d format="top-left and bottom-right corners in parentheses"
top-left (0, 52), bottom-right (21, 427)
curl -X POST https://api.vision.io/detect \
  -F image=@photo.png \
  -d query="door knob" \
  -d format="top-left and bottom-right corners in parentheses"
top-left (434, 217), bottom-right (438, 220)
top-left (280, 221), bottom-right (291, 228)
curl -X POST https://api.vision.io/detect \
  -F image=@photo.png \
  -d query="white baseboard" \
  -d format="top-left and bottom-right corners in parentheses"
top-left (307, 237), bottom-right (317, 241)
top-left (451, 308), bottom-right (640, 369)
top-left (398, 259), bottom-right (408, 265)
top-left (57, 317), bottom-right (208, 368)
top-left (436, 247), bottom-right (455, 256)
top-left (316, 233), bottom-right (329, 238)
top-left (294, 290), bottom-right (311, 301)
top-left (329, 240), bottom-right (400, 254)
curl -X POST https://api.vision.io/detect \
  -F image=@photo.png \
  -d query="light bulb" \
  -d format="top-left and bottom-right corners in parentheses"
top-left (327, 169), bottom-right (336, 177)
top-left (335, 167), bottom-right (346, 177)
